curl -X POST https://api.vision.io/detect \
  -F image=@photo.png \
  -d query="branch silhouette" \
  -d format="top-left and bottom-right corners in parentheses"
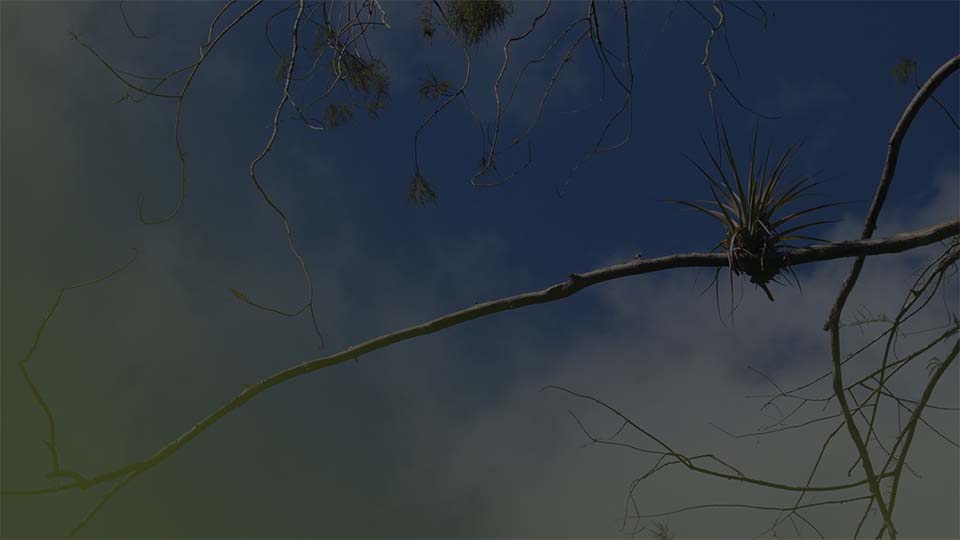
top-left (5, 218), bottom-right (956, 502)
top-left (823, 53), bottom-right (959, 539)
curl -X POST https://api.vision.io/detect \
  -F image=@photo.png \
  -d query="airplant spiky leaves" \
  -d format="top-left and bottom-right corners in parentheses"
top-left (673, 124), bottom-right (844, 301)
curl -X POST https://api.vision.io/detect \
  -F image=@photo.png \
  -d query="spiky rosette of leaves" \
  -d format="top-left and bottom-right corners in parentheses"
top-left (673, 125), bottom-right (842, 301)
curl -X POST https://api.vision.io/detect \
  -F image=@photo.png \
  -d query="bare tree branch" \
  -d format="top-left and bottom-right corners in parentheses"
top-left (242, 0), bottom-right (325, 347)
top-left (823, 53), bottom-right (960, 539)
top-left (16, 249), bottom-right (138, 486)
top-left (5, 219), bottom-right (955, 504)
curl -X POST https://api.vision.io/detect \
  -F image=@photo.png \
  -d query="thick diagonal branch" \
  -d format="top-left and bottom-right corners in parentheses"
top-left (5, 218), bottom-right (956, 499)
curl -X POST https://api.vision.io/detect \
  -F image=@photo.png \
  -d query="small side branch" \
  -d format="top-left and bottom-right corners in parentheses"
top-left (17, 249), bottom-right (138, 485)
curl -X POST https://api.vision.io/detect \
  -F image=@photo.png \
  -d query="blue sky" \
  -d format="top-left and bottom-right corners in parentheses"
top-left (2, 1), bottom-right (958, 538)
